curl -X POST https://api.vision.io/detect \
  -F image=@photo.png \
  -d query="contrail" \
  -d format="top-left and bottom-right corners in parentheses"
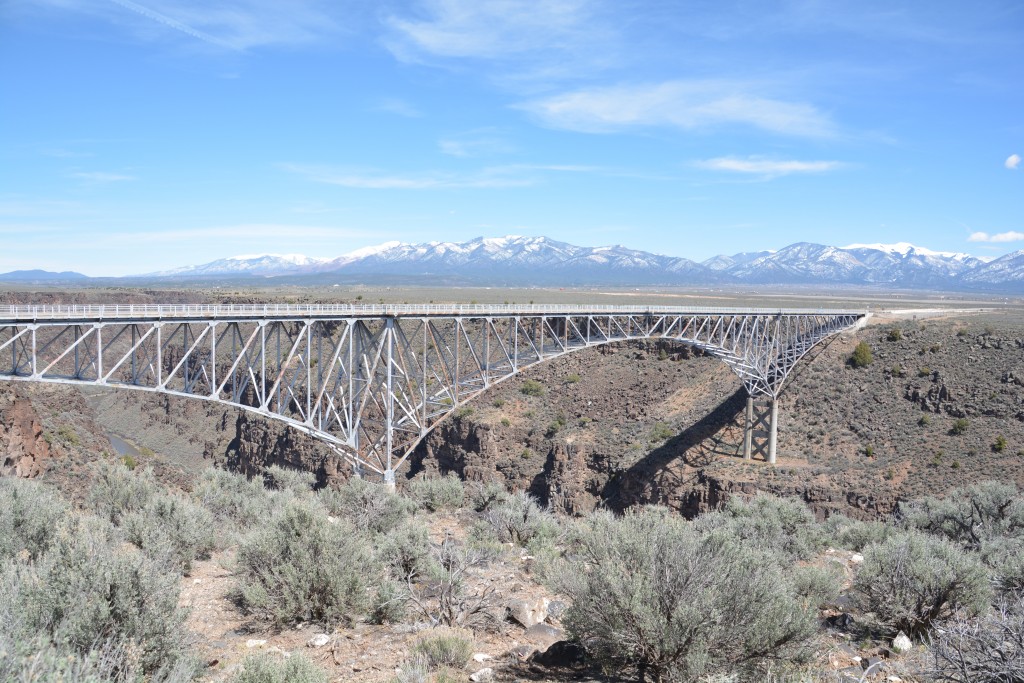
top-left (108, 0), bottom-right (239, 50)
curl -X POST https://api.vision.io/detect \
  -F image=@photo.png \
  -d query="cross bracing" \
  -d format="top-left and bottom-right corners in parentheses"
top-left (0, 304), bottom-right (866, 482)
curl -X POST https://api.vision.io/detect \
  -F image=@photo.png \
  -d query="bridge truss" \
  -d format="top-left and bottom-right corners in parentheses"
top-left (0, 305), bottom-right (865, 483)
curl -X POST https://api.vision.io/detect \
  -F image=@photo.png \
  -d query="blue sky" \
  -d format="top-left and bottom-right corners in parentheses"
top-left (1, 0), bottom-right (1022, 276)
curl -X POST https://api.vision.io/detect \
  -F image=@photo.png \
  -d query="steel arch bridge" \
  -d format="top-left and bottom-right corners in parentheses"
top-left (0, 304), bottom-right (866, 484)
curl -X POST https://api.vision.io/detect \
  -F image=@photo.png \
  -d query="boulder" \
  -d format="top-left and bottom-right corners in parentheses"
top-left (507, 597), bottom-right (550, 627)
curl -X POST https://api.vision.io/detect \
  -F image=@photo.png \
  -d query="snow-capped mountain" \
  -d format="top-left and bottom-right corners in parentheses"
top-left (134, 236), bottom-right (1023, 291)
top-left (150, 253), bottom-right (329, 277)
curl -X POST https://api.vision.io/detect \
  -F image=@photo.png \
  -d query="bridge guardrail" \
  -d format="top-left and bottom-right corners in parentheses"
top-left (0, 303), bottom-right (867, 321)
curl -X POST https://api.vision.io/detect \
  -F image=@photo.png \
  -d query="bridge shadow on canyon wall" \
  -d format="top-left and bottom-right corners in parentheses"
top-left (599, 386), bottom-right (749, 513)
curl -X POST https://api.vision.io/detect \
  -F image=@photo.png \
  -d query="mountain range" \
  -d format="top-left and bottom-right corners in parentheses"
top-left (4, 236), bottom-right (1023, 291)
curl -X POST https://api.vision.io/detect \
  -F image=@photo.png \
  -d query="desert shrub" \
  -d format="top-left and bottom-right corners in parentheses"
top-left (472, 490), bottom-right (560, 550)
top-left (951, 418), bottom-right (970, 435)
top-left (369, 579), bottom-right (408, 624)
top-left (412, 627), bottom-right (473, 669)
top-left (1, 516), bottom-right (193, 676)
top-left (650, 422), bottom-right (674, 442)
top-left (849, 341), bottom-right (873, 368)
top-left (887, 328), bottom-right (903, 342)
top-left (520, 378), bottom-right (544, 396)
top-left (823, 515), bottom-right (896, 552)
top-left (263, 464), bottom-right (316, 496)
top-left (192, 467), bottom-right (275, 533)
top-left (230, 652), bottom-right (328, 683)
top-left (408, 474), bottom-right (465, 512)
top-left (0, 631), bottom-right (189, 683)
top-left (0, 477), bottom-right (69, 562)
top-left (552, 508), bottom-right (823, 682)
top-left (900, 481), bottom-right (1024, 550)
top-left (123, 492), bottom-right (218, 573)
top-left (853, 530), bottom-right (991, 638)
top-left (993, 436), bottom-right (1008, 453)
top-left (466, 480), bottom-right (512, 512)
top-left (929, 591), bottom-right (1024, 683)
top-left (379, 518), bottom-right (436, 580)
top-left (979, 536), bottom-right (1024, 593)
top-left (87, 460), bottom-right (160, 526)
top-left (234, 499), bottom-right (377, 627)
top-left (695, 494), bottom-right (826, 561)
top-left (316, 476), bottom-right (413, 534)
top-left (406, 535), bottom-right (498, 629)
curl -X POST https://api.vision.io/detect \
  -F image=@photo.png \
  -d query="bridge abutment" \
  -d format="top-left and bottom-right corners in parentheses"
top-left (743, 395), bottom-right (779, 463)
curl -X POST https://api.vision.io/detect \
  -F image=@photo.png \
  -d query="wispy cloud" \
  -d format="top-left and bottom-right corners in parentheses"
top-left (70, 171), bottom-right (136, 183)
top-left (517, 81), bottom-right (836, 137)
top-left (968, 231), bottom-right (1024, 243)
top-left (438, 128), bottom-right (515, 157)
top-left (106, 224), bottom-right (361, 244)
top-left (375, 98), bottom-right (422, 118)
top-left (695, 156), bottom-right (845, 177)
top-left (281, 162), bottom-right (608, 189)
top-left (31, 0), bottom-right (346, 51)
top-left (1007, 154), bottom-right (1021, 170)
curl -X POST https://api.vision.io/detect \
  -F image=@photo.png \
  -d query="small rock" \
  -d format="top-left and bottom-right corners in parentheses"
top-left (472, 653), bottom-right (492, 663)
top-left (862, 656), bottom-right (885, 672)
top-left (245, 639), bottom-right (267, 648)
top-left (307, 634), bottom-right (330, 648)
top-left (507, 645), bottom-right (534, 659)
top-left (546, 600), bottom-right (567, 620)
top-left (887, 677), bottom-right (903, 682)
top-left (892, 631), bottom-right (913, 654)
top-left (850, 553), bottom-right (864, 564)
top-left (469, 667), bottom-right (493, 682)
top-left (525, 623), bottom-right (564, 645)
top-left (507, 597), bottom-right (550, 628)
top-left (826, 613), bottom-right (855, 629)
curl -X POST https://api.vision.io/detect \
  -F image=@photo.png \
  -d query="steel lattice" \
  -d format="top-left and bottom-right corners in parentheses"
top-left (0, 304), bottom-right (866, 480)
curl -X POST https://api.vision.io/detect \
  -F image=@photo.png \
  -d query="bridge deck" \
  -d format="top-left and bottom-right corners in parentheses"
top-left (0, 303), bottom-right (865, 322)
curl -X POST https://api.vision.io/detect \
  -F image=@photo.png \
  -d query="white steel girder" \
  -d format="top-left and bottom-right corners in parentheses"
top-left (0, 304), bottom-right (866, 479)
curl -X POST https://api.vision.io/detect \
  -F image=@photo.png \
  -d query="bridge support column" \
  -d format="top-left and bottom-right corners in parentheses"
top-left (744, 396), bottom-right (779, 464)
top-left (384, 468), bottom-right (396, 491)
top-left (743, 396), bottom-right (754, 460)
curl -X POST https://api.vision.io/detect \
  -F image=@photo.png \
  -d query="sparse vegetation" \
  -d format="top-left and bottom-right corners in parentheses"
top-left (887, 328), bottom-right (903, 342)
top-left (233, 499), bottom-right (377, 627)
top-left (231, 652), bottom-right (328, 683)
top-left (849, 341), bottom-right (874, 368)
top-left (994, 435), bottom-right (1008, 453)
top-left (853, 530), bottom-right (990, 637)
top-left (951, 418), bottom-right (970, 435)
top-left (650, 421), bottom-right (674, 442)
top-left (519, 378), bottom-right (544, 396)
top-left (408, 474), bottom-right (465, 512)
top-left (412, 628), bottom-right (473, 669)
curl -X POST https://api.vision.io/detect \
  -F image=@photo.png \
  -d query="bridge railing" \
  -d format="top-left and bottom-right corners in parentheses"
top-left (0, 303), bottom-right (866, 321)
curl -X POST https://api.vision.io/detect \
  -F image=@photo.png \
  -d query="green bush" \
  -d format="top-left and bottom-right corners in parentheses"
top-left (123, 492), bottom-right (218, 573)
top-left (519, 378), bottom-right (544, 396)
top-left (994, 436), bottom-right (1008, 453)
top-left (823, 514), bottom-right (896, 552)
top-left (1, 516), bottom-right (193, 676)
top-left (900, 481), bottom-right (1024, 550)
top-left (650, 422), bottom-right (674, 442)
top-left (980, 536), bottom-right (1024, 593)
top-left (466, 480), bottom-right (512, 512)
top-left (951, 418), bottom-right (970, 435)
top-left (695, 494), bottom-right (826, 562)
top-left (0, 478), bottom-right (69, 562)
top-left (234, 500), bottom-right (377, 627)
top-left (849, 341), bottom-right (873, 368)
top-left (192, 467), bottom-right (275, 533)
top-left (369, 578), bottom-right (408, 625)
top-left (408, 474), bottom-right (465, 512)
top-left (230, 652), bottom-right (328, 683)
top-left (316, 476), bottom-right (414, 534)
top-left (412, 628), bottom-right (473, 669)
top-left (379, 518), bottom-right (436, 580)
top-left (887, 328), bottom-right (903, 342)
top-left (552, 508), bottom-right (823, 682)
top-left (0, 632), bottom-right (184, 683)
top-left (87, 460), bottom-right (159, 526)
top-left (263, 464), bottom-right (316, 496)
top-left (472, 490), bottom-right (560, 550)
top-left (853, 530), bottom-right (990, 637)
